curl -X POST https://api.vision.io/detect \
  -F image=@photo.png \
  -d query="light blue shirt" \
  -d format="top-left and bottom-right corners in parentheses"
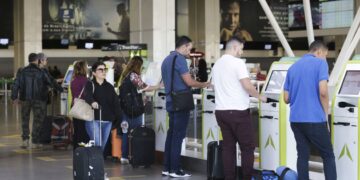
top-left (283, 54), bottom-right (329, 123)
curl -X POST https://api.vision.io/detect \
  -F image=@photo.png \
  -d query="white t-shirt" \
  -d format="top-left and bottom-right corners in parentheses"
top-left (211, 54), bottom-right (250, 110)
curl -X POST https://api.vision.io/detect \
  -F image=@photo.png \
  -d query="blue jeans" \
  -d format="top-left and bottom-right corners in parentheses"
top-left (85, 120), bottom-right (112, 150)
top-left (121, 114), bottom-right (143, 159)
top-left (291, 122), bottom-right (337, 180)
top-left (163, 110), bottom-right (190, 172)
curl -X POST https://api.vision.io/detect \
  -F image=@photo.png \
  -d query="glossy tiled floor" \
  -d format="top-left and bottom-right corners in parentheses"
top-left (0, 98), bottom-right (206, 180)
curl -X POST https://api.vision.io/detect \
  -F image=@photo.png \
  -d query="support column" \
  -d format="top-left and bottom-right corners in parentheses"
top-left (13, 0), bottom-right (42, 75)
top-left (189, 0), bottom-right (220, 63)
top-left (130, 0), bottom-right (175, 62)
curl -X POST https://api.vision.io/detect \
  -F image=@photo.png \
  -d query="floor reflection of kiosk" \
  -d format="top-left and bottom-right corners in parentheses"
top-left (332, 58), bottom-right (360, 180)
top-left (259, 57), bottom-right (299, 171)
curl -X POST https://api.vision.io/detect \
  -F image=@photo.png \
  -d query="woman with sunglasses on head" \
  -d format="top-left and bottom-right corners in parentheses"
top-left (118, 56), bottom-right (160, 164)
top-left (84, 61), bottom-right (121, 150)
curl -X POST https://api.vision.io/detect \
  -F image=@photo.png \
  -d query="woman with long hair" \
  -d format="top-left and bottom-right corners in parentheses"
top-left (84, 61), bottom-right (121, 150)
top-left (70, 60), bottom-right (90, 150)
top-left (118, 56), bottom-right (159, 164)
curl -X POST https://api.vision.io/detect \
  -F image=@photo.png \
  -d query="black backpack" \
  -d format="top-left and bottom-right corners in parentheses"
top-left (119, 74), bottom-right (144, 118)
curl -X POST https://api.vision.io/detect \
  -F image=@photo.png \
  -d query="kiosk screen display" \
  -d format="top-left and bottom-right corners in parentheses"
top-left (339, 70), bottom-right (360, 95)
top-left (265, 70), bottom-right (287, 92)
top-left (63, 70), bottom-right (73, 86)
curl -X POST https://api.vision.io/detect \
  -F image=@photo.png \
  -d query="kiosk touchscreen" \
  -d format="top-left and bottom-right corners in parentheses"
top-left (259, 58), bottom-right (298, 171)
top-left (332, 59), bottom-right (360, 180)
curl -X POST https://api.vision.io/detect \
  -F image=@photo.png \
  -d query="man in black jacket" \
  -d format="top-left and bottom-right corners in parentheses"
top-left (11, 53), bottom-right (62, 149)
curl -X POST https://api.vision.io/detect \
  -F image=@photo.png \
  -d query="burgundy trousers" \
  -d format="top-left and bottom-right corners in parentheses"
top-left (215, 109), bottom-right (255, 180)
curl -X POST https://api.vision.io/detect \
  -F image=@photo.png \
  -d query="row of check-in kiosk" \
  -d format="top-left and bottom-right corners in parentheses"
top-left (60, 56), bottom-right (360, 179)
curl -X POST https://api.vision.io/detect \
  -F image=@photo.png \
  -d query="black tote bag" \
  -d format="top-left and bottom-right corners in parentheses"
top-left (170, 55), bottom-right (194, 111)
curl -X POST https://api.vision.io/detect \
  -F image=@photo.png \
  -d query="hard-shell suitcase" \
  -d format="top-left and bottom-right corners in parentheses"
top-left (128, 116), bottom-right (155, 168)
top-left (111, 129), bottom-right (122, 159)
top-left (207, 141), bottom-right (225, 180)
top-left (73, 108), bottom-right (105, 180)
top-left (51, 115), bottom-right (72, 149)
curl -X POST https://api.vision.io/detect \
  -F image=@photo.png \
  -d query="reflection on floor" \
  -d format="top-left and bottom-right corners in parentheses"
top-left (0, 99), bottom-right (206, 180)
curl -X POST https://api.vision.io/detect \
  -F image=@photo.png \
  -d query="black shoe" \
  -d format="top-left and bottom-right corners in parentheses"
top-left (169, 169), bottom-right (191, 178)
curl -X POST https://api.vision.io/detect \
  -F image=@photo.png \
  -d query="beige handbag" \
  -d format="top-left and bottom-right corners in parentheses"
top-left (69, 84), bottom-right (94, 121)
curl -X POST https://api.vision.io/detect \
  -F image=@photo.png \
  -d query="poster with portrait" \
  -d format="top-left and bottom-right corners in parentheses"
top-left (42, 0), bottom-right (129, 43)
top-left (220, 0), bottom-right (288, 43)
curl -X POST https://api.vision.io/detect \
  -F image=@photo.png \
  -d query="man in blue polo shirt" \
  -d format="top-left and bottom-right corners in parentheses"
top-left (161, 36), bottom-right (209, 178)
top-left (283, 40), bottom-right (336, 180)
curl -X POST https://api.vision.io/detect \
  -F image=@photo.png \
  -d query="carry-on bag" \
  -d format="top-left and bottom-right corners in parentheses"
top-left (128, 115), bottom-right (155, 168)
top-left (73, 107), bottom-right (105, 180)
top-left (207, 140), bottom-right (224, 180)
top-left (111, 129), bottom-right (122, 160)
top-left (51, 115), bottom-right (72, 149)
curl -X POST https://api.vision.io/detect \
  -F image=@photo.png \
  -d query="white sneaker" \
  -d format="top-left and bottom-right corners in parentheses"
top-left (104, 173), bottom-right (109, 180)
top-left (162, 171), bottom-right (169, 176)
top-left (169, 169), bottom-right (191, 178)
top-left (20, 139), bottom-right (29, 149)
top-left (120, 158), bottom-right (129, 164)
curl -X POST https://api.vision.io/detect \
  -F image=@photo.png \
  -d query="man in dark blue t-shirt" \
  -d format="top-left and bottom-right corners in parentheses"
top-left (161, 36), bottom-right (209, 178)
top-left (283, 40), bottom-right (336, 180)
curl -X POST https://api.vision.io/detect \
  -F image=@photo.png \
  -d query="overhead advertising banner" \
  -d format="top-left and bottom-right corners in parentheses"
top-left (42, 0), bottom-right (129, 43)
top-left (220, 0), bottom-right (288, 42)
top-left (0, 1), bottom-right (13, 42)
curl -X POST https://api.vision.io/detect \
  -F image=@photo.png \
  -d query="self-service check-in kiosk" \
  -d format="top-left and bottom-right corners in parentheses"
top-left (332, 57), bottom-right (360, 180)
top-left (202, 88), bottom-right (221, 159)
top-left (154, 88), bottom-right (168, 151)
top-left (61, 65), bottom-right (74, 115)
top-left (259, 57), bottom-right (299, 171)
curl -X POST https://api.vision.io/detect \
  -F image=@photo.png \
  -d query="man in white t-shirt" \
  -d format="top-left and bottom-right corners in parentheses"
top-left (211, 37), bottom-right (267, 180)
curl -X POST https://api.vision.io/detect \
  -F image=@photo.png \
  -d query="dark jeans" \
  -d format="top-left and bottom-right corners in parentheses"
top-left (21, 100), bottom-right (47, 143)
top-left (121, 114), bottom-right (143, 159)
top-left (215, 109), bottom-right (255, 180)
top-left (291, 122), bottom-right (337, 180)
top-left (163, 110), bottom-right (190, 172)
top-left (72, 118), bottom-right (89, 150)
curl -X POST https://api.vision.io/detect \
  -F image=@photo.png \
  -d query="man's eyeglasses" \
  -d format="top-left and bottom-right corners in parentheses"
top-left (96, 68), bottom-right (108, 73)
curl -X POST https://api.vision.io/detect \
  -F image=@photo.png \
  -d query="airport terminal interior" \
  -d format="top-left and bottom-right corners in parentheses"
top-left (1, 0), bottom-right (360, 179)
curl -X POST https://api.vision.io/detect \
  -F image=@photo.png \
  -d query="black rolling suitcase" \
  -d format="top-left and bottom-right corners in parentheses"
top-left (73, 108), bottom-right (105, 180)
top-left (128, 115), bottom-right (155, 168)
top-left (207, 141), bottom-right (225, 180)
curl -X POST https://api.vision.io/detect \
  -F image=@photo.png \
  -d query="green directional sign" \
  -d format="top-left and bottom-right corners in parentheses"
top-left (339, 144), bottom-right (353, 161)
top-left (157, 123), bottom-right (165, 133)
top-left (206, 129), bottom-right (215, 141)
top-left (265, 135), bottom-right (276, 150)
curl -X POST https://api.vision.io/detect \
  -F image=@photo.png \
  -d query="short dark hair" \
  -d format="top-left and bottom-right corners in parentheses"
top-left (91, 61), bottom-right (106, 72)
top-left (28, 53), bottom-right (38, 62)
top-left (176, 36), bottom-right (192, 49)
top-left (309, 40), bottom-right (328, 52)
top-left (37, 53), bottom-right (47, 61)
top-left (226, 36), bottom-right (245, 50)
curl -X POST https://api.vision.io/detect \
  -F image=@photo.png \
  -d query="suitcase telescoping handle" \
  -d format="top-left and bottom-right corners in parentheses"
top-left (91, 105), bottom-right (102, 147)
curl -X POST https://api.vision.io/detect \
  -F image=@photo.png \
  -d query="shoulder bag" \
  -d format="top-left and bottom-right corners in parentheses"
top-left (170, 55), bottom-right (194, 111)
top-left (69, 82), bottom-right (94, 121)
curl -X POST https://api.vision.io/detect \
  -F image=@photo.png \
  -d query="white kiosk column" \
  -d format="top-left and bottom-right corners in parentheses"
top-left (13, 0), bottom-right (42, 75)
top-left (130, 0), bottom-right (175, 63)
top-left (130, 0), bottom-right (175, 151)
